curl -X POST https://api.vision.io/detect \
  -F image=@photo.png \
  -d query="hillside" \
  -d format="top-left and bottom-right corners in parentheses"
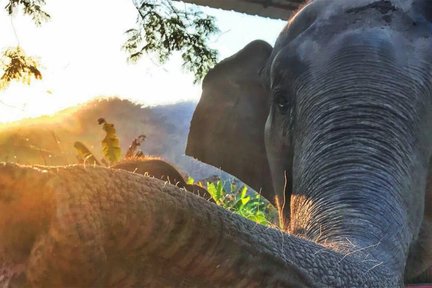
top-left (0, 98), bottom-right (237, 182)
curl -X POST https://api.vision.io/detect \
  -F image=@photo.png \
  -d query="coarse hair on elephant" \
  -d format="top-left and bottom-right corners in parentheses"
top-left (2, 0), bottom-right (432, 287)
top-left (111, 158), bottom-right (214, 202)
top-left (187, 0), bottom-right (432, 285)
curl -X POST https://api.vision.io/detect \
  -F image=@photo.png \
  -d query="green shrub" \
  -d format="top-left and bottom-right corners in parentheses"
top-left (74, 118), bottom-right (279, 228)
top-left (189, 177), bottom-right (278, 227)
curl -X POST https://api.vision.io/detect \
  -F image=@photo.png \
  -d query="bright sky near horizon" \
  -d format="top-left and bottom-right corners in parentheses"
top-left (0, 0), bottom-right (286, 123)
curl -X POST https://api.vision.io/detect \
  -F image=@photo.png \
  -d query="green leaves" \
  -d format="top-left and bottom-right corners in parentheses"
top-left (3, 0), bottom-right (218, 88)
top-left (5, 0), bottom-right (50, 26)
top-left (0, 47), bottom-right (42, 90)
top-left (1, 1), bottom-right (50, 90)
top-left (125, 134), bottom-right (146, 158)
top-left (74, 118), bottom-right (147, 166)
top-left (98, 118), bottom-right (122, 165)
top-left (186, 176), bottom-right (195, 185)
top-left (207, 180), bottom-right (225, 205)
top-left (73, 141), bottom-right (100, 166)
top-left (203, 179), bottom-right (278, 226)
top-left (124, 0), bottom-right (219, 83)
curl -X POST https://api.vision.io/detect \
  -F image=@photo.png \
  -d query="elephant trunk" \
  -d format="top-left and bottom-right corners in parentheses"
top-left (289, 39), bottom-right (431, 275)
top-left (0, 163), bottom-right (400, 287)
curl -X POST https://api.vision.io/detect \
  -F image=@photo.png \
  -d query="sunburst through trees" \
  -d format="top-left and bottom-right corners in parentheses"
top-left (1, 0), bottom-right (219, 91)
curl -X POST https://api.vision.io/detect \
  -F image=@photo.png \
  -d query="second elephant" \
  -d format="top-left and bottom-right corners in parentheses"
top-left (112, 158), bottom-right (214, 202)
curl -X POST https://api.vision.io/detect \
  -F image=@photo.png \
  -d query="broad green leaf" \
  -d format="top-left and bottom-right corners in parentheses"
top-left (98, 118), bottom-right (122, 164)
top-left (186, 177), bottom-right (195, 185)
top-left (206, 182), bottom-right (218, 203)
top-left (73, 141), bottom-right (100, 166)
top-left (240, 195), bottom-right (251, 206)
top-left (216, 180), bottom-right (224, 200)
top-left (240, 186), bottom-right (248, 198)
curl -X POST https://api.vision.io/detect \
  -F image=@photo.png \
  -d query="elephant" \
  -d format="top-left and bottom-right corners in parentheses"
top-left (111, 158), bottom-right (214, 202)
top-left (187, 0), bottom-right (432, 285)
top-left (1, 0), bottom-right (432, 287)
top-left (1, 163), bottom-right (316, 287)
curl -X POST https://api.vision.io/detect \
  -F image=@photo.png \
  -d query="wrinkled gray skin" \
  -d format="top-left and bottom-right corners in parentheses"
top-left (188, 0), bottom-right (432, 284)
top-left (111, 159), bottom-right (215, 202)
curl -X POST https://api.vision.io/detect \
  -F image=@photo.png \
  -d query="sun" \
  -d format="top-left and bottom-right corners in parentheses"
top-left (0, 82), bottom-right (65, 123)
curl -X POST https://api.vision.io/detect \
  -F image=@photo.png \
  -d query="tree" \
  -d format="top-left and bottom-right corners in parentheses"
top-left (5, 0), bottom-right (50, 25)
top-left (123, 0), bottom-right (219, 83)
top-left (0, 0), bottom-right (49, 90)
top-left (1, 0), bottom-right (219, 90)
top-left (0, 46), bottom-right (42, 90)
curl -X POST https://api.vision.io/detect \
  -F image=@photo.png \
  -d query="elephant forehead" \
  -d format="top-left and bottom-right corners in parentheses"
top-left (276, 0), bottom-right (429, 57)
top-left (271, 16), bottom-right (432, 85)
top-left (310, 0), bottom-right (413, 20)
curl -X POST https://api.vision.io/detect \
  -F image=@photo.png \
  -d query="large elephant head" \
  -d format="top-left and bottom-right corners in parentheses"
top-left (188, 0), bottom-right (432, 283)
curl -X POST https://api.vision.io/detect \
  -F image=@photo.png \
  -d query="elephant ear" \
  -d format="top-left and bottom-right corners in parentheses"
top-left (186, 40), bottom-right (274, 201)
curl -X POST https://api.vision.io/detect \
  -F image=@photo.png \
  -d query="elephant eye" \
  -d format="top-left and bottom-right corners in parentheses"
top-left (274, 91), bottom-right (290, 114)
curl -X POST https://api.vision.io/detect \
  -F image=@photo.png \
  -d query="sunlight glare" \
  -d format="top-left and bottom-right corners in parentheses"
top-left (0, 0), bottom-right (285, 123)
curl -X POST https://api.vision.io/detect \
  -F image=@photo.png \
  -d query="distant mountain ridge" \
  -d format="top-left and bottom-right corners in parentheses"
top-left (0, 98), bottom-right (246, 185)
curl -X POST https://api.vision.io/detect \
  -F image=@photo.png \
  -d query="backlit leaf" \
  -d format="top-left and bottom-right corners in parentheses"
top-left (98, 118), bottom-right (122, 164)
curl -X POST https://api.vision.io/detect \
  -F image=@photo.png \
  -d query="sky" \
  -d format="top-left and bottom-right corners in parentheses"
top-left (0, 0), bottom-right (286, 123)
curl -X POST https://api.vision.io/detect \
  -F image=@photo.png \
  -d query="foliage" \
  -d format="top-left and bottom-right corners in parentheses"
top-left (5, 0), bottom-right (50, 26)
top-left (0, 46), bottom-right (42, 90)
top-left (125, 134), bottom-right (146, 158)
top-left (73, 141), bottom-right (100, 166)
top-left (186, 176), bottom-right (195, 185)
top-left (1, 1), bottom-right (49, 90)
top-left (123, 0), bottom-right (219, 83)
top-left (74, 116), bottom-right (278, 227)
top-left (74, 117), bottom-right (147, 166)
top-left (189, 177), bottom-right (278, 226)
top-left (98, 118), bottom-right (122, 165)
top-left (2, 0), bottom-right (218, 90)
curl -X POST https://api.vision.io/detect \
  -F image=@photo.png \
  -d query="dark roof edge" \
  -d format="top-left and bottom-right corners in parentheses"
top-left (180, 0), bottom-right (300, 20)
